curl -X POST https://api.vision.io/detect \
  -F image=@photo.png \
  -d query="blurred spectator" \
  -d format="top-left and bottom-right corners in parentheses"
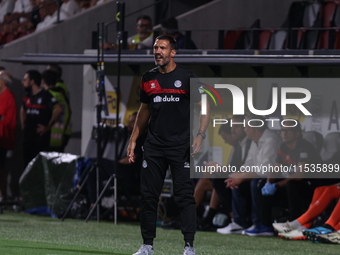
top-left (60, 0), bottom-right (79, 17)
top-left (4, 0), bottom-right (32, 33)
top-left (17, 0), bottom-right (41, 33)
top-left (260, 120), bottom-right (323, 232)
top-left (274, 183), bottom-right (340, 240)
top-left (0, 0), bottom-right (15, 23)
top-left (41, 69), bottom-right (71, 152)
top-left (204, 115), bottom-right (252, 231)
top-left (196, 120), bottom-right (233, 231)
top-left (222, 115), bottom-right (282, 236)
top-left (161, 17), bottom-right (197, 49)
top-left (20, 70), bottom-right (62, 167)
top-left (35, 0), bottom-right (68, 31)
top-left (0, 71), bottom-right (16, 201)
top-left (46, 64), bottom-right (72, 148)
top-left (104, 15), bottom-right (153, 50)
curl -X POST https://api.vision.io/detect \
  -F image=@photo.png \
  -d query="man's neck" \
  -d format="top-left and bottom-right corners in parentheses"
top-left (159, 62), bottom-right (176, 74)
top-left (31, 85), bottom-right (42, 96)
top-left (252, 130), bottom-right (264, 143)
top-left (0, 87), bottom-right (6, 95)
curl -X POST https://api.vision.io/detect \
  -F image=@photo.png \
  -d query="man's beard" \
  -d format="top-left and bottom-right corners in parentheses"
top-left (155, 55), bottom-right (170, 67)
top-left (24, 86), bottom-right (32, 95)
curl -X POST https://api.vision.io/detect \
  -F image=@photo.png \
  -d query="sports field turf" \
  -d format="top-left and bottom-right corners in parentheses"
top-left (0, 210), bottom-right (339, 255)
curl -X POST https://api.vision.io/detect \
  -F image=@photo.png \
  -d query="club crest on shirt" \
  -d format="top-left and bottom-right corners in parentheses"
top-left (300, 152), bottom-right (308, 159)
top-left (174, 80), bottom-right (182, 88)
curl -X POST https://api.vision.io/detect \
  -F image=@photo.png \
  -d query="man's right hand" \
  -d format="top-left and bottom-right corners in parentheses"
top-left (127, 142), bottom-right (136, 163)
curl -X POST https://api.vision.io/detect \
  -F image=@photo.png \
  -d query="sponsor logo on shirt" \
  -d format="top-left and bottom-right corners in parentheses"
top-left (27, 108), bottom-right (40, 115)
top-left (151, 82), bottom-right (156, 89)
top-left (184, 162), bottom-right (190, 168)
top-left (174, 80), bottom-right (182, 88)
top-left (153, 95), bottom-right (180, 103)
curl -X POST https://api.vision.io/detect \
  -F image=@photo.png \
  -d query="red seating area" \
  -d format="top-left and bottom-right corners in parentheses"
top-left (223, 0), bottom-right (340, 50)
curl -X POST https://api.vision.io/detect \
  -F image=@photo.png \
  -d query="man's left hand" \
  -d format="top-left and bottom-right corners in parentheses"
top-left (191, 135), bottom-right (203, 156)
top-left (261, 183), bottom-right (277, 196)
top-left (36, 124), bottom-right (49, 135)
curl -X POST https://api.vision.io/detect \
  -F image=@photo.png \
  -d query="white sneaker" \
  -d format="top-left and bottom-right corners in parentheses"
top-left (242, 224), bottom-right (256, 235)
top-left (216, 219), bottom-right (244, 234)
top-left (133, 244), bottom-right (154, 255)
top-left (278, 229), bottom-right (307, 240)
top-left (183, 244), bottom-right (195, 255)
top-left (272, 221), bottom-right (295, 233)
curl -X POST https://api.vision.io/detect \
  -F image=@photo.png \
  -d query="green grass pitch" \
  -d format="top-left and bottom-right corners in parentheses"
top-left (0, 211), bottom-right (339, 255)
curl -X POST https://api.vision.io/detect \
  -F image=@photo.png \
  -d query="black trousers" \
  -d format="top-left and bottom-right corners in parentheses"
top-left (212, 178), bottom-right (232, 214)
top-left (261, 179), bottom-right (316, 226)
top-left (140, 144), bottom-right (196, 244)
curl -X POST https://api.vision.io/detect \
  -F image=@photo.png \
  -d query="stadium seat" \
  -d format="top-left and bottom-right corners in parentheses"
top-left (318, 1), bottom-right (338, 49)
top-left (258, 30), bottom-right (272, 49)
top-left (234, 19), bottom-right (260, 50)
top-left (285, 1), bottom-right (307, 49)
top-left (320, 132), bottom-right (340, 163)
top-left (303, 130), bottom-right (324, 153)
top-left (298, 1), bottom-right (322, 49)
top-left (268, 30), bottom-right (287, 49)
top-left (224, 30), bottom-right (242, 49)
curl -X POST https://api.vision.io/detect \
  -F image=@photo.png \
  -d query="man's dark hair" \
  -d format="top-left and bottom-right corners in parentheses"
top-left (155, 35), bottom-right (177, 50)
top-left (48, 64), bottom-right (62, 79)
top-left (136, 15), bottom-right (152, 24)
top-left (42, 69), bottom-right (58, 86)
top-left (161, 17), bottom-right (179, 36)
top-left (219, 118), bottom-right (232, 135)
top-left (26, 70), bottom-right (41, 86)
top-left (232, 115), bottom-right (245, 121)
top-left (283, 119), bottom-right (302, 137)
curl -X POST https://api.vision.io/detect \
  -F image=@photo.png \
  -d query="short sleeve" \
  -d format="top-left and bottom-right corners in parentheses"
top-left (140, 78), bottom-right (150, 104)
top-left (46, 92), bottom-right (58, 110)
top-left (190, 72), bottom-right (201, 103)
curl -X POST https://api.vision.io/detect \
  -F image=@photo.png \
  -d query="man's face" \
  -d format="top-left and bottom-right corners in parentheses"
top-left (136, 18), bottom-right (152, 40)
top-left (127, 114), bottom-right (136, 132)
top-left (22, 73), bottom-right (31, 89)
top-left (220, 131), bottom-right (234, 146)
top-left (231, 118), bottom-right (246, 141)
top-left (244, 120), bottom-right (255, 141)
top-left (153, 39), bottom-right (175, 67)
top-left (281, 126), bottom-right (299, 144)
top-left (0, 78), bottom-right (5, 92)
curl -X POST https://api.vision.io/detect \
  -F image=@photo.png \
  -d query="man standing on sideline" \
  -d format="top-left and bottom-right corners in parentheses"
top-left (0, 71), bottom-right (16, 201)
top-left (127, 35), bottom-right (209, 255)
top-left (41, 69), bottom-right (71, 152)
top-left (21, 70), bottom-right (62, 167)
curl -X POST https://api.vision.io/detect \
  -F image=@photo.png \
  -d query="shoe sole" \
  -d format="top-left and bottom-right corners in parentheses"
top-left (245, 232), bottom-right (274, 236)
top-left (317, 236), bottom-right (340, 244)
top-left (217, 229), bottom-right (244, 234)
top-left (279, 235), bottom-right (307, 240)
top-left (303, 231), bottom-right (329, 242)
